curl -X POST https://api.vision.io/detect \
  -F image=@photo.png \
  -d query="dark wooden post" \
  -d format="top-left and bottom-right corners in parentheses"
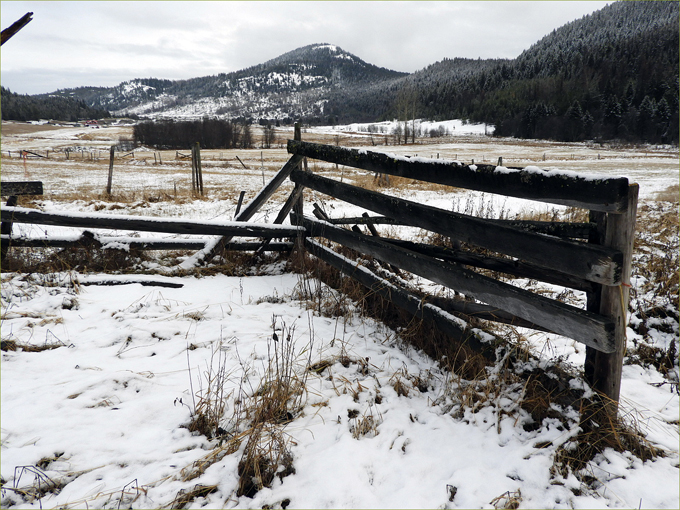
top-left (191, 143), bottom-right (204, 195)
top-left (234, 191), bottom-right (246, 219)
top-left (106, 146), bottom-right (114, 195)
top-left (292, 123), bottom-right (305, 223)
top-left (1, 196), bottom-right (18, 261)
top-left (585, 184), bottom-right (639, 415)
top-left (195, 142), bottom-right (204, 195)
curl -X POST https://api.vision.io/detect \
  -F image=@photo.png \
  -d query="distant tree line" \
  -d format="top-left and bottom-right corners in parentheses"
top-left (1, 87), bottom-right (110, 122)
top-left (335, 1), bottom-right (679, 144)
top-left (133, 118), bottom-right (253, 149)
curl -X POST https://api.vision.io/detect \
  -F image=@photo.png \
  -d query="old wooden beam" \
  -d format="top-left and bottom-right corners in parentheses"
top-left (381, 238), bottom-right (596, 293)
top-left (287, 140), bottom-right (631, 213)
top-left (1, 206), bottom-right (304, 238)
top-left (290, 169), bottom-right (623, 286)
top-left (298, 214), bottom-right (615, 352)
top-left (328, 215), bottom-right (400, 226)
top-left (0, 196), bottom-right (18, 260)
top-left (305, 238), bottom-right (492, 353)
top-left (1, 234), bottom-right (293, 252)
top-left (1, 181), bottom-right (43, 197)
top-left (427, 295), bottom-right (550, 332)
top-left (585, 184), bottom-right (639, 411)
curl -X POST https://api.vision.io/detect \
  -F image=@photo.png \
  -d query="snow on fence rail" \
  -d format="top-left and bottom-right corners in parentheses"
top-left (285, 139), bottom-right (639, 414)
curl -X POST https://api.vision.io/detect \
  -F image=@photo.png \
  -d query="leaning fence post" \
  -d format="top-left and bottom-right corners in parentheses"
top-left (191, 148), bottom-right (196, 192)
top-left (585, 183), bottom-right (639, 416)
top-left (195, 142), bottom-right (204, 196)
top-left (106, 146), bottom-right (114, 195)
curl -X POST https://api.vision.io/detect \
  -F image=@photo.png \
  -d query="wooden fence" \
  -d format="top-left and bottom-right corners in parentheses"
top-left (283, 139), bottom-right (638, 412)
top-left (0, 180), bottom-right (299, 260)
top-left (0, 134), bottom-right (638, 414)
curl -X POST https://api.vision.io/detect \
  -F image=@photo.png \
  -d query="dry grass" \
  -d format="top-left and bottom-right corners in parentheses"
top-left (170, 484), bottom-right (218, 509)
top-left (552, 395), bottom-right (664, 482)
top-left (236, 425), bottom-right (295, 498)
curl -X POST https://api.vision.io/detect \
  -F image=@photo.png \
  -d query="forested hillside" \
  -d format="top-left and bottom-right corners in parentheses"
top-left (370, 1), bottom-right (678, 143)
top-left (1, 86), bottom-right (110, 122)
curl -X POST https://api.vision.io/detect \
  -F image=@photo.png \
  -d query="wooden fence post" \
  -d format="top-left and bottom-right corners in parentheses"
top-left (191, 142), bottom-right (203, 195)
top-left (196, 143), bottom-right (203, 195)
top-left (292, 123), bottom-right (305, 222)
top-left (585, 184), bottom-right (639, 415)
top-left (1, 196), bottom-right (18, 260)
top-left (106, 146), bottom-right (114, 195)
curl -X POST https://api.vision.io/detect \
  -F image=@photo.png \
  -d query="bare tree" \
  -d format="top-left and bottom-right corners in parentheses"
top-left (395, 84), bottom-right (418, 144)
top-left (263, 124), bottom-right (276, 149)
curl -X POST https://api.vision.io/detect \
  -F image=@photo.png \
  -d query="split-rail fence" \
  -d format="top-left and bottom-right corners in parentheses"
top-left (0, 131), bottom-right (638, 416)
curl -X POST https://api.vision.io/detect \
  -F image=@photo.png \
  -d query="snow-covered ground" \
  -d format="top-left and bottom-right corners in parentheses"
top-left (1, 122), bottom-right (678, 509)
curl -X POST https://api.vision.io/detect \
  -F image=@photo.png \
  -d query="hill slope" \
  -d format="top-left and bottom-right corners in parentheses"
top-left (43, 44), bottom-right (407, 123)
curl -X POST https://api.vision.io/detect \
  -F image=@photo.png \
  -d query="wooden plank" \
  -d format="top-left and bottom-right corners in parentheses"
top-left (1, 181), bottom-right (43, 196)
top-left (381, 238), bottom-right (596, 293)
top-left (497, 220), bottom-right (595, 239)
top-left (0, 196), bottom-right (18, 260)
top-left (1, 235), bottom-right (293, 252)
top-left (327, 216), bottom-right (593, 238)
top-left (287, 140), bottom-right (631, 213)
top-left (585, 184), bottom-right (639, 410)
top-left (297, 214), bottom-right (615, 352)
top-left (304, 238), bottom-right (492, 353)
top-left (290, 169), bottom-right (623, 286)
top-left (427, 295), bottom-right (550, 332)
top-left (1, 206), bottom-right (304, 238)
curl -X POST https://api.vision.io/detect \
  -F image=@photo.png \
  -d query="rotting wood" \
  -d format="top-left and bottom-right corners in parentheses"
top-left (290, 169), bottom-right (623, 286)
top-left (1, 206), bottom-right (304, 238)
top-left (585, 184), bottom-right (639, 412)
top-left (297, 214), bottom-right (615, 352)
top-left (1, 235), bottom-right (293, 252)
top-left (362, 212), bottom-right (400, 274)
top-left (0, 181), bottom-right (43, 197)
top-left (427, 295), bottom-right (550, 331)
top-left (234, 191), bottom-right (246, 219)
top-left (328, 216), bottom-right (401, 226)
top-left (1, 196), bottom-right (18, 260)
top-left (381, 238), bottom-right (596, 293)
top-left (287, 140), bottom-right (631, 213)
top-left (305, 238), bottom-right (490, 352)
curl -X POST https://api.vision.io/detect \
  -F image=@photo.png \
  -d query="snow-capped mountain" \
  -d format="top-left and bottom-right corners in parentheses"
top-left (46, 44), bottom-right (407, 121)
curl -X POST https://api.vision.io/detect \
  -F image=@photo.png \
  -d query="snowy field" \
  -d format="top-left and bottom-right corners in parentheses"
top-left (1, 121), bottom-right (678, 509)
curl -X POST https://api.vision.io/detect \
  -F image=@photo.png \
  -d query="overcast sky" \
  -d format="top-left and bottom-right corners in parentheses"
top-left (1, 1), bottom-right (611, 95)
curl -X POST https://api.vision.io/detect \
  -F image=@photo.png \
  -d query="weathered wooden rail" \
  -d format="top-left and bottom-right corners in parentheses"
top-left (0, 180), bottom-right (299, 260)
top-left (284, 139), bottom-right (638, 412)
